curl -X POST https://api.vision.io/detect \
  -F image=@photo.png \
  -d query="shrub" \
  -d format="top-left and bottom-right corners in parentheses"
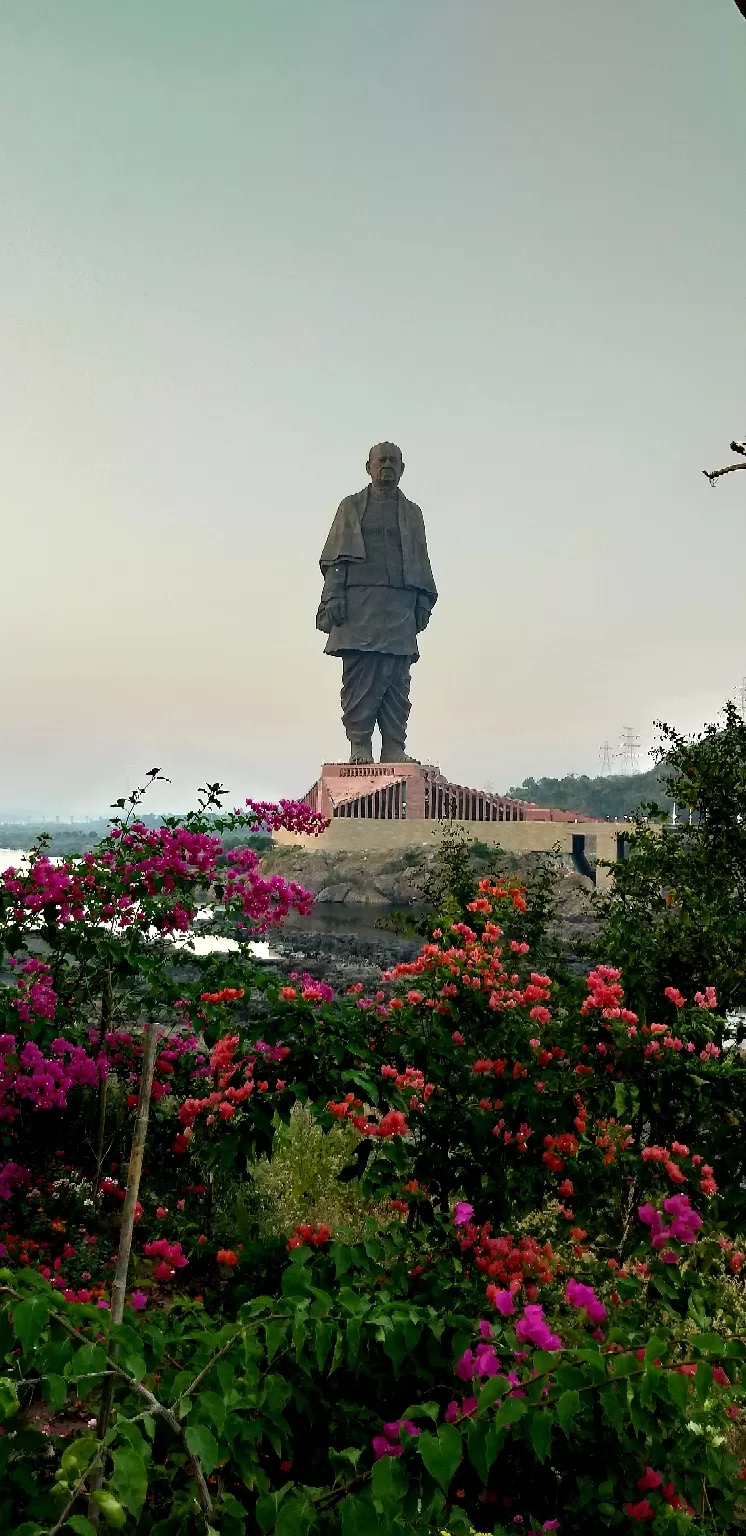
top-left (0, 778), bottom-right (744, 1531)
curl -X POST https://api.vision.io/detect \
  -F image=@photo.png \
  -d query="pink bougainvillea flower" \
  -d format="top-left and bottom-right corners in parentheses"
top-left (565, 1278), bottom-right (607, 1325)
top-left (492, 1289), bottom-right (515, 1316)
top-left (637, 1467), bottom-right (662, 1492)
top-left (515, 1304), bottom-right (562, 1352)
top-left (372, 1419), bottom-right (420, 1457)
top-left (625, 1499), bottom-right (655, 1521)
top-left (454, 1201), bottom-right (474, 1226)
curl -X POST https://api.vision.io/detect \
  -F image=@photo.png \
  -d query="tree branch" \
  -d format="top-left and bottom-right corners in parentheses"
top-left (702, 462), bottom-right (746, 485)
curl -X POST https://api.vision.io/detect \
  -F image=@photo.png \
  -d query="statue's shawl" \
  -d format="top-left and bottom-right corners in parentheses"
top-left (319, 488), bottom-right (437, 601)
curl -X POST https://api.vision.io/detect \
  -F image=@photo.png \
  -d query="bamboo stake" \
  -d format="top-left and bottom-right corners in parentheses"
top-left (88, 1017), bottom-right (159, 1524)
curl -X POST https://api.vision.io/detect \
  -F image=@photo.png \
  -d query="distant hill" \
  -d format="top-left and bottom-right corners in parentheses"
top-left (508, 769), bottom-right (674, 821)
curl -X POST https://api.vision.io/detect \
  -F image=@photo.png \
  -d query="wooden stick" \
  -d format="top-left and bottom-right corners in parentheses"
top-left (88, 1018), bottom-right (159, 1524)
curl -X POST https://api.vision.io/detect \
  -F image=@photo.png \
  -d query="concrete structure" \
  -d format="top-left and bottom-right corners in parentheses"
top-left (274, 813), bottom-right (630, 888)
top-left (278, 760), bottom-right (627, 888)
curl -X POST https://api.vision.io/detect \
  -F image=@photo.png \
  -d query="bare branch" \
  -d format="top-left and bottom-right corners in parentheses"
top-left (702, 462), bottom-right (746, 485)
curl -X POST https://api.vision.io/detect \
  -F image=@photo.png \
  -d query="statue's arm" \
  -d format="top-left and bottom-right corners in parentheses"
top-left (316, 560), bottom-right (348, 633)
top-left (415, 591), bottom-right (435, 632)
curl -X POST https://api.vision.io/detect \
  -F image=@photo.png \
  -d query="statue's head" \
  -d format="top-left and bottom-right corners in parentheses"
top-left (367, 442), bottom-right (404, 490)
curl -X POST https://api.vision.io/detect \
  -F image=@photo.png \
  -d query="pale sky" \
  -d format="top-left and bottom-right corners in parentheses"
top-left (1, 0), bottom-right (745, 816)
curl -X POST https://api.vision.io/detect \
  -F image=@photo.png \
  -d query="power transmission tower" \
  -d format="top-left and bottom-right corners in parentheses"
top-left (618, 727), bottom-right (641, 776)
top-left (599, 741), bottom-right (615, 776)
top-left (739, 677), bottom-right (746, 721)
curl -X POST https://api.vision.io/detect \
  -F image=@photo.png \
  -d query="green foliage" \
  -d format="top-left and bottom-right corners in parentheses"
top-left (596, 701), bottom-right (746, 1012)
top-left (509, 769), bottom-right (673, 820)
top-left (249, 1104), bottom-right (376, 1238)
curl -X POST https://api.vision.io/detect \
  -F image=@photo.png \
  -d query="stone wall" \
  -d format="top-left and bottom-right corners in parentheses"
top-left (274, 817), bottom-right (629, 888)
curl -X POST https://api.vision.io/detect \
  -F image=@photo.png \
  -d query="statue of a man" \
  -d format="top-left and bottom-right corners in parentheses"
top-left (316, 442), bottom-right (437, 763)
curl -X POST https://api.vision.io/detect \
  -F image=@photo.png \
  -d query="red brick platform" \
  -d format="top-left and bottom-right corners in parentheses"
top-left (299, 761), bottom-right (589, 825)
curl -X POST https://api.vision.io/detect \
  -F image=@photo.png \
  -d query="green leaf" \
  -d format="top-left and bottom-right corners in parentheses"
top-left (340, 1494), bottom-right (384, 1535)
top-left (666, 1376), bottom-right (690, 1406)
top-left (467, 1418), bottom-right (502, 1481)
top-left (90, 1492), bottom-right (126, 1530)
top-left (60, 1436), bottom-right (97, 1479)
top-left (185, 1424), bottom-right (218, 1478)
top-left (43, 1374), bottom-right (66, 1415)
top-left (609, 1352), bottom-right (638, 1377)
top-left (0, 1376), bottom-right (19, 1420)
top-left (115, 1421), bottom-right (150, 1461)
top-left (691, 1332), bottom-right (726, 1356)
top-left (256, 1489), bottom-right (290, 1532)
top-left (199, 1391), bottom-right (226, 1435)
top-left (122, 1353), bottom-right (146, 1383)
top-left (263, 1373), bottom-right (292, 1414)
top-left (220, 1492), bottom-right (248, 1519)
top-left (554, 1365), bottom-right (584, 1392)
top-left (401, 1401), bottom-right (439, 1421)
top-left (71, 1344), bottom-right (107, 1380)
top-left (695, 1361), bottom-right (713, 1407)
top-left (575, 1349), bottom-right (606, 1382)
top-left (639, 1368), bottom-right (658, 1409)
top-left (600, 1386), bottom-right (625, 1431)
top-left (494, 1395), bottom-right (527, 1432)
top-left (530, 1411), bottom-right (553, 1462)
top-left (276, 1497), bottom-right (313, 1536)
top-left (330, 1242), bottom-right (352, 1277)
top-left (12, 1298), bottom-right (49, 1353)
top-left (264, 1320), bottom-right (288, 1363)
top-left (111, 1447), bottom-right (148, 1519)
top-left (371, 1454), bottom-right (407, 1510)
top-left (315, 1321), bottom-right (334, 1371)
top-left (644, 1334), bottom-right (667, 1366)
top-left (418, 1423), bottom-right (462, 1490)
top-left (557, 1389), bottom-right (581, 1433)
top-left (614, 1081), bottom-right (626, 1117)
top-left (477, 1375), bottom-right (510, 1411)
top-left (65, 1518), bottom-right (97, 1536)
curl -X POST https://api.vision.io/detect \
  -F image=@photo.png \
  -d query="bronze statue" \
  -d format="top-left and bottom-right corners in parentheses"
top-left (316, 442), bottom-right (437, 763)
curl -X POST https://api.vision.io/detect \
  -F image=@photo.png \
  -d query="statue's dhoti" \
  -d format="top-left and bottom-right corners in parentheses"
top-left (340, 652), bottom-right (411, 762)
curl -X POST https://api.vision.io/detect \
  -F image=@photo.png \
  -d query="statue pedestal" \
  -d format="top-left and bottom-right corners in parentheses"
top-left (298, 760), bottom-right (557, 825)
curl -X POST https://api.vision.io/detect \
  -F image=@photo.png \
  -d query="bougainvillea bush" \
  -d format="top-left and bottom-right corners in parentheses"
top-left (1, 791), bottom-right (746, 1533)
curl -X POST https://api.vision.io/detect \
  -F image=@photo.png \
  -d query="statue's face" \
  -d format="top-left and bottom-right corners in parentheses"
top-left (367, 443), bottom-right (404, 489)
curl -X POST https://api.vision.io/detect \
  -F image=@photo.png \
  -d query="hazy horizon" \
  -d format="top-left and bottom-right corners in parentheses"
top-left (2, 1), bottom-right (746, 817)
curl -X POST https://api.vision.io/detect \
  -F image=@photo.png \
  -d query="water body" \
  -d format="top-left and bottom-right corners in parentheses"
top-left (0, 852), bottom-right (272, 960)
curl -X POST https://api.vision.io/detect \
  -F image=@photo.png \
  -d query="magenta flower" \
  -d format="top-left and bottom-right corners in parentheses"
top-left (454, 1202), bottom-right (474, 1226)
top-left (444, 1397), bottom-right (478, 1423)
top-left (130, 1290), bottom-right (148, 1311)
top-left (492, 1289), bottom-right (515, 1316)
top-left (515, 1305), bottom-right (562, 1352)
top-left (565, 1278), bottom-right (607, 1325)
top-left (371, 1419), bottom-right (420, 1458)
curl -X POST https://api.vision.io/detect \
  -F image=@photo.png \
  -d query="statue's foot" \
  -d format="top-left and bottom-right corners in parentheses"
top-left (380, 744), bottom-right (419, 764)
top-left (348, 739), bottom-right (373, 764)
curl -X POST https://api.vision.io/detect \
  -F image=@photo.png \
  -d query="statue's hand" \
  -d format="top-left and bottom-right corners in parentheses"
top-left (415, 596), bottom-right (432, 633)
top-left (316, 597), bottom-right (346, 632)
